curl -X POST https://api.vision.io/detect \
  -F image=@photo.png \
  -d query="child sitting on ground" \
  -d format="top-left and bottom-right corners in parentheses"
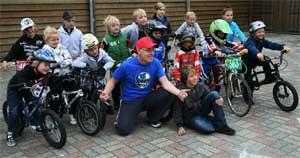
top-left (174, 67), bottom-right (235, 136)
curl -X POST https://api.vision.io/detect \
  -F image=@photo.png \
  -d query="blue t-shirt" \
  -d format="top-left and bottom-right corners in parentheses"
top-left (153, 41), bottom-right (165, 63)
top-left (113, 57), bottom-right (165, 102)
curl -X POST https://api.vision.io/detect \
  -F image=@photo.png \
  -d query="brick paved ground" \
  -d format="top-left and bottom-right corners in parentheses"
top-left (0, 34), bottom-right (299, 158)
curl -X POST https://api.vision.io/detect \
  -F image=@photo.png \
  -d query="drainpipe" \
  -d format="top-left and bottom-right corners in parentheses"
top-left (186, 0), bottom-right (191, 12)
top-left (89, 0), bottom-right (95, 33)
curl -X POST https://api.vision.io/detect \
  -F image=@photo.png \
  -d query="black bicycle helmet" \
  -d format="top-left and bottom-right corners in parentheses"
top-left (147, 20), bottom-right (167, 41)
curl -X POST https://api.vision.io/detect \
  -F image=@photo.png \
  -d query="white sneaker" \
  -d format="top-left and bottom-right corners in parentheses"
top-left (69, 115), bottom-right (77, 125)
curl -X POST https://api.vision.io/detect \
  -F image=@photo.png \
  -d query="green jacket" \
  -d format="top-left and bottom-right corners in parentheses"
top-left (102, 32), bottom-right (131, 66)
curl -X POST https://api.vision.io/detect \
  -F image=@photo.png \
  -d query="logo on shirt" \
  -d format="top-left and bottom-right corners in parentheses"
top-left (135, 72), bottom-right (151, 89)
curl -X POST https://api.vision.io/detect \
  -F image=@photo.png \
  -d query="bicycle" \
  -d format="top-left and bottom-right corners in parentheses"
top-left (2, 81), bottom-right (67, 149)
top-left (203, 50), bottom-right (253, 117)
top-left (45, 68), bottom-right (104, 136)
top-left (251, 50), bottom-right (298, 111)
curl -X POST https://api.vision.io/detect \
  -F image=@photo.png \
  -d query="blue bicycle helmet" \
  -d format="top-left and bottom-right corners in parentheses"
top-left (32, 48), bottom-right (56, 63)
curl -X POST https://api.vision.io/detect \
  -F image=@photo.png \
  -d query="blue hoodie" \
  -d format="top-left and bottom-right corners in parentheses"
top-left (226, 21), bottom-right (247, 43)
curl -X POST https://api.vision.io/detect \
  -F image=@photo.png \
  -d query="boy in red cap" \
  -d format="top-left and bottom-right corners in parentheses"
top-left (100, 37), bottom-right (188, 136)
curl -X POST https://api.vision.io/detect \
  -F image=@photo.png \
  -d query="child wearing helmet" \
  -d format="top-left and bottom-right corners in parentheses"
top-left (72, 33), bottom-right (114, 72)
top-left (5, 49), bottom-right (56, 147)
top-left (175, 12), bottom-right (207, 50)
top-left (222, 7), bottom-right (247, 43)
top-left (172, 33), bottom-right (202, 82)
top-left (243, 21), bottom-right (290, 90)
top-left (147, 20), bottom-right (167, 63)
top-left (174, 67), bottom-right (235, 136)
top-left (152, 2), bottom-right (172, 47)
top-left (202, 19), bottom-right (247, 91)
top-left (1, 18), bottom-right (45, 70)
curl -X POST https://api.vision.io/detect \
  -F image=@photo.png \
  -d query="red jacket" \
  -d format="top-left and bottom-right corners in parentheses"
top-left (172, 49), bottom-right (201, 81)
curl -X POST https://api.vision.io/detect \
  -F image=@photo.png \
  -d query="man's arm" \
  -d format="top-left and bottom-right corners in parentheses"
top-left (100, 77), bottom-right (118, 101)
top-left (159, 75), bottom-right (188, 101)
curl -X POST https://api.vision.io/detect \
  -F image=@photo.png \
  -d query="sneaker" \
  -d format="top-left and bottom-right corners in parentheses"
top-left (7, 132), bottom-right (16, 147)
top-left (69, 114), bottom-right (77, 125)
top-left (216, 125), bottom-right (236, 136)
top-left (150, 121), bottom-right (162, 128)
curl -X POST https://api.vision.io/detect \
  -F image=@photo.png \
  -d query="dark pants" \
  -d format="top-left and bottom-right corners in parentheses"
top-left (186, 91), bottom-right (227, 134)
top-left (115, 88), bottom-right (175, 136)
top-left (7, 89), bottom-right (40, 136)
top-left (244, 58), bottom-right (273, 91)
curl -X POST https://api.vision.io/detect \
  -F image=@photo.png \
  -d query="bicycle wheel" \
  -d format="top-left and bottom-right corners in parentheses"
top-left (3, 101), bottom-right (25, 137)
top-left (225, 73), bottom-right (252, 117)
top-left (273, 80), bottom-right (298, 112)
top-left (77, 100), bottom-right (105, 136)
top-left (41, 109), bottom-right (66, 149)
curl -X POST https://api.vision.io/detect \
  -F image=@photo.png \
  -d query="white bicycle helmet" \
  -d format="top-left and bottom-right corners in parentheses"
top-left (82, 33), bottom-right (99, 50)
top-left (249, 21), bottom-right (266, 33)
top-left (20, 18), bottom-right (35, 31)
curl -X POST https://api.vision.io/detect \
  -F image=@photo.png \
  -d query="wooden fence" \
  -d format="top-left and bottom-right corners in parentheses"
top-left (0, 0), bottom-right (252, 56)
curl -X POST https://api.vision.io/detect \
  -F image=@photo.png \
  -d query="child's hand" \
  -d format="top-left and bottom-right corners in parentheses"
top-left (215, 51), bottom-right (224, 57)
top-left (282, 46), bottom-right (291, 54)
top-left (177, 127), bottom-right (186, 136)
top-left (257, 53), bottom-right (264, 61)
top-left (238, 49), bottom-right (248, 56)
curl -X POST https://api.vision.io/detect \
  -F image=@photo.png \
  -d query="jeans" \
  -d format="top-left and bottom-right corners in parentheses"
top-left (187, 91), bottom-right (227, 134)
top-left (115, 88), bottom-right (175, 136)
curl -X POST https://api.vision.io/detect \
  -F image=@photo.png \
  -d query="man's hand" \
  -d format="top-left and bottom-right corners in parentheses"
top-left (177, 127), bottom-right (186, 136)
top-left (99, 90), bottom-right (110, 102)
top-left (257, 53), bottom-right (264, 61)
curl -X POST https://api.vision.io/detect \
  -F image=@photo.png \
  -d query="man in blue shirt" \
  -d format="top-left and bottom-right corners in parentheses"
top-left (100, 37), bottom-right (188, 136)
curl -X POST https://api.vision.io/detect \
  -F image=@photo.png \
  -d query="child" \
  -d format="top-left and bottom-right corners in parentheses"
top-left (172, 33), bottom-right (201, 82)
top-left (1, 18), bottom-right (44, 70)
top-left (42, 26), bottom-right (77, 124)
top-left (147, 20), bottom-right (167, 64)
top-left (102, 15), bottom-right (130, 110)
top-left (6, 49), bottom-right (56, 147)
top-left (174, 67), bottom-right (235, 136)
top-left (152, 2), bottom-right (172, 47)
top-left (121, 9), bottom-right (148, 49)
top-left (243, 21), bottom-right (290, 90)
top-left (221, 7), bottom-right (247, 43)
top-left (72, 33), bottom-right (115, 114)
top-left (42, 26), bottom-right (72, 75)
top-left (58, 11), bottom-right (84, 60)
top-left (202, 19), bottom-right (247, 91)
top-left (175, 11), bottom-right (207, 50)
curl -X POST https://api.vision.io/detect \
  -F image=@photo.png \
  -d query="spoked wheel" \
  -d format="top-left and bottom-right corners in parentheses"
top-left (77, 100), bottom-right (105, 136)
top-left (225, 73), bottom-right (252, 117)
top-left (273, 81), bottom-right (298, 112)
top-left (3, 101), bottom-right (25, 137)
top-left (41, 109), bottom-right (66, 149)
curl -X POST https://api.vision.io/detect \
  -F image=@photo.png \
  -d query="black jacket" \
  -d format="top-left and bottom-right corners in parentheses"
top-left (174, 82), bottom-right (210, 127)
top-left (3, 34), bottom-right (44, 61)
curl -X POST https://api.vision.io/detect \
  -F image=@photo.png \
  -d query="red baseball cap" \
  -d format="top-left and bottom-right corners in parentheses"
top-left (135, 37), bottom-right (156, 50)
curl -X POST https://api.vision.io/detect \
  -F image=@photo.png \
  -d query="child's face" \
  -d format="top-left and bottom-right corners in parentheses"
top-left (63, 18), bottom-right (75, 29)
top-left (152, 30), bottom-right (162, 40)
top-left (223, 11), bottom-right (233, 22)
top-left (109, 22), bottom-right (120, 35)
top-left (24, 26), bottom-right (36, 39)
top-left (182, 41), bottom-right (194, 49)
top-left (156, 8), bottom-right (165, 17)
top-left (86, 45), bottom-right (99, 57)
top-left (186, 71), bottom-right (199, 87)
top-left (186, 16), bottom-right (196, 25)
top-left (255, 28), bottom-right (265, 39)
top-left (136, 15), bottom-right (148, 26)
top-left (47, 33), bottom-right (59, 48)
top-left (36, 62), bottom-right (50, 75)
